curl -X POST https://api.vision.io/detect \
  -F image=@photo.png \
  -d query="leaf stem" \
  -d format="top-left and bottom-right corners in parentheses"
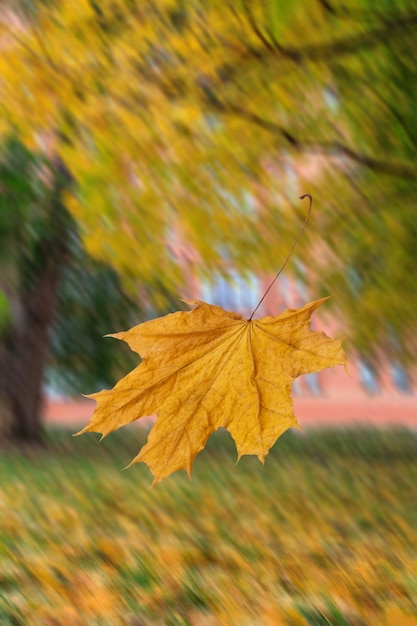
top-left (248, 194), bottom-right (312, 320)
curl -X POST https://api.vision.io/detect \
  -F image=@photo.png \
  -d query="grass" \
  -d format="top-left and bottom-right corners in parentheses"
top-left (0, 426), bottom-right (416, 625)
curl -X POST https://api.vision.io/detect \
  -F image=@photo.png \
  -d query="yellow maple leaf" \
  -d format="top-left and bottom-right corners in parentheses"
top-left (76, 297), bottom-right (347, 485)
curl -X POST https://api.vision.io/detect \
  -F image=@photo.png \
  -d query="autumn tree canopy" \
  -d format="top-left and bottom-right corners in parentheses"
top-left (1, 0), bottom-right (416, 361)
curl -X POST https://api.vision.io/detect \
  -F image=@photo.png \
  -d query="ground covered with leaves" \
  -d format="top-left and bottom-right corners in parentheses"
top-left (0, 427), bottom-right (416, 625)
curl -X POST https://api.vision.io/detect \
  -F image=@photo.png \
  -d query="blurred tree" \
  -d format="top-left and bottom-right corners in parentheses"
top-left (0, 0), bottom-right (416, 366)
top-left (0, 138), bottom-right (152, 442)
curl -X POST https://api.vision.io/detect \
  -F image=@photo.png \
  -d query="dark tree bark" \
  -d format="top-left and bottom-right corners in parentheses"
top-left (8, 249), bottom-right (65, 442)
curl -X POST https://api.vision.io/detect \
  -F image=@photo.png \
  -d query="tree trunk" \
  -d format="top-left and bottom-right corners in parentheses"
top-left (8, 261), bottom-right (63, 442)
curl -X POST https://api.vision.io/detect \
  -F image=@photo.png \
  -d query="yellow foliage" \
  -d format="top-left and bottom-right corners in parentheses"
top-left (0, 0), bottom-right (333, 289)
top-left (1, 429), bottom-right (416, 624)
top-left (77, 297), bottom-right (346, 484)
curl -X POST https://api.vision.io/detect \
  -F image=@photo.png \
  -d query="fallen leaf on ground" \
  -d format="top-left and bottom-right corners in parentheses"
top-left (76, 298), bottom-right (347, 485)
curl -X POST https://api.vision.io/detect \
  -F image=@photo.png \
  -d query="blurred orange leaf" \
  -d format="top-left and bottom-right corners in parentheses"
top-left (76, 298), bottom-right (346, 485)
top-left (384, 608), bottom-right (417, 626)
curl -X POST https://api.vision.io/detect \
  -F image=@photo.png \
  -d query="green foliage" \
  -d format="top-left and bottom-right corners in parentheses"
top-left (0, 137), bottom-right (42, 254)
top-left (0, 290), bottom-right (11, 335)
top-left (48, 252), bottom-right (138, 394)
top-left (49, 249), bottom-right (180, 394)
top-left (0, 136), bottom-right (71, 290)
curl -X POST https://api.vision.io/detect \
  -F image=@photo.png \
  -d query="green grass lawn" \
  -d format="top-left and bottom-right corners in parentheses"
top-left (0, 427), bottom-right (416, 625)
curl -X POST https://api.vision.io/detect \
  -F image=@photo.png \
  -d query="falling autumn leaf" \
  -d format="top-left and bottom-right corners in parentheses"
top-left (76, 297), bottom-right (347, 485)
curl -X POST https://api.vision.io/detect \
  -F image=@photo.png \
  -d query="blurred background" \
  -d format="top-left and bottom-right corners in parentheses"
top-left (0, 1), bottom-right (416, 624)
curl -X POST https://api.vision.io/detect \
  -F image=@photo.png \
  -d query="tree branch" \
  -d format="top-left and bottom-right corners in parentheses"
top-left (240, 0), bottom-right (277, 53)
top-left (215, 11), bottom-right (417, 82)
top-left (214, 102), bottom-right (417, 180)
top-left (287, 13), bottom-right (417, 61)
